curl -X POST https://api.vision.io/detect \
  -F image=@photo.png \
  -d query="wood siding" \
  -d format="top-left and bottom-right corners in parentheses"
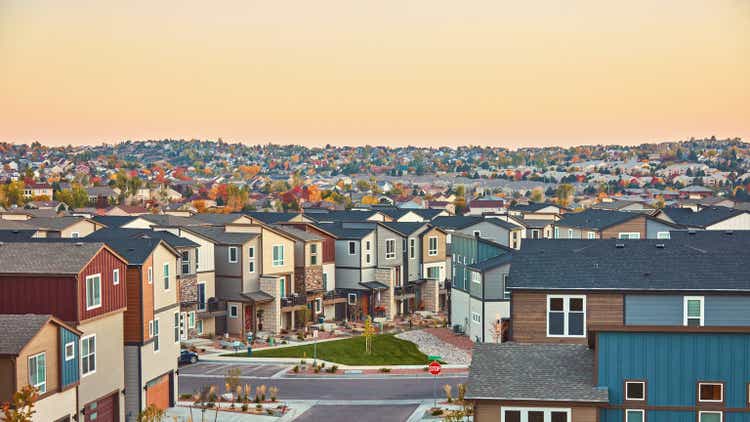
top-left (601, 215), bottom-right (647, 239)
top-left (473, 401), bottom-right (598, 422)
top-left (286, 223), bottom-right (337, 264)
top-left (77, 247), bottom-right (128, 322)
top-left (511, 291), bottom-right (623, 344)
top-left (0, 275), bottom-right (77, 321)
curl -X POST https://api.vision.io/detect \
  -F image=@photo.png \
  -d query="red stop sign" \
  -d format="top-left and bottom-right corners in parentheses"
top-left (428, 361), bottom-right (441, 375)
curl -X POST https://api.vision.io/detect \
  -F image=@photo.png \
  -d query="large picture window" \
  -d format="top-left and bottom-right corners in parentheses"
top-left (28, 352), bottom-right (46, 394)
top-left (85, 274), bottom-right (102, 310)
top-left (501, 407), bottom-right (570, 422)
top-left (547, 295), bottom-right (585, 337)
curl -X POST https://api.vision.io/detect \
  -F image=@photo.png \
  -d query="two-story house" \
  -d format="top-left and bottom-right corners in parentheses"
top-left (433, 216), bottom-right (523, 249)
top-left (553, 209), bottom-right (677, 240)
top-left (0, 242), bottom-right (128, 422)
top-left (0, 314), bottom-right (82, 422)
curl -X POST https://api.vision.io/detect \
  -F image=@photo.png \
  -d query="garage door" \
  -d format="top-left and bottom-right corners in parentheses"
top-left (146, 374), bottom-right (170, 410)
top-left (84, 392), bottom-right (117, 422)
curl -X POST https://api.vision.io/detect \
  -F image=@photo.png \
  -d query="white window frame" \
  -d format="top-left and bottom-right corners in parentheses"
top-left (196, 319), bottom-right (204, 334)
top-left (64, 341), bottom-right (75, 361)
top-left (188, 311), bottom-right (196, 329)
top-left (348, 241), bottom-right (356, 255)
top-left (470, 270), bottom-right (481, 285)
top-left (618, 232), bottom-right (641, 239)
top-left (625, 409), bottom-right (645, 422)
top-left (625, 381), bottom-right (646, 400)
top-left (228, 246), bottom-right (239, 263)
top-left (684, 296), bottom-right (705, 327)
top-left (568, 228), bottom-right (573, 239)
top-left (428, 236), bottom-right (438, 256)
top-left (80, 334), bottom-right (96, 377)
top-left (587, 231), bottom-right (596, 239)
top-left (310, 243), bottom-right (318, 265)
top-left (315, 298), bottom-right (322, 314)
top-left (554, 227), bottom-right (560, 238)
top-left (272, 244), bottom-right (285, 266)
top-left (347, 293), bottom-right (357, 305)
top-left (113, 268), bottom-right (120, 285)
top-left (546, 295), bottom-right (586, 338)
top-left (698, 382), bottom-right (723, 403)
top-left (28, 352), bottom-right (46, 394)
top-left (148, 319), bottom-right (154, 338)
top-left (85, 274), bottom-right (102, 311)
top-left (385, 239), bottom-right (396, 259)
top-left (181, 250), bottom-right (191, 274)
top-left (147, 266), bottom-right (153, 284)
top-left (409, 238), bottom-right (416, 259)
top-left (472, 230), bottom-right (481, 237)
top-left (699, 411), bottom-right (723, 422)
top-left (173, 312), bottom-right (180, 343)
top-left (197, 282), bottom-right (206, 311)
top-left (657, 231), bottom-right (671, 239)
top-left (163, 263), bottom-right (170, 291)
top-left (229, 304), bottom-right (239, 319)
top-left (500, 407), bottom-right (571, 422)
top-left (71, 232), bottom-right (80, 239)
top-left (153, 318), bottom-right (160, 352)
top-left (248, 246), bottom-right (255, 273)
top-left (471, 312), bottom-right (481, 324)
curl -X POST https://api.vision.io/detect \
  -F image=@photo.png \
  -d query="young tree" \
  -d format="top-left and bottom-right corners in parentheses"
top-left (363, 316), bottom-right (376, 355)
top-left (1, 385), bottom-right (38, 422)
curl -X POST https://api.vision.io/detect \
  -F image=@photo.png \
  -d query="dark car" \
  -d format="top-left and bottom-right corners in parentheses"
top-left (179, 349), bottom-right (199, 365)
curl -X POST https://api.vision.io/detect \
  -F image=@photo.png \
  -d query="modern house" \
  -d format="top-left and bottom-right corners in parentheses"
top-left (0, 242), bottom-right (128, 422)
top-left (553, 209), bottom-right (677, 240)
top-left (433, 216), bottom-right (523, 249)
top-left (0, 314), bottom-right (82, 422)
top-left (658, 206), bottom-right (750, 230)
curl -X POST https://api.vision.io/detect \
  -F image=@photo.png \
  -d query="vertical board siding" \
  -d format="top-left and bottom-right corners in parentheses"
top-left (597, 332), bottom-right (750, 409)
top-left (124, 267), bottom-right (144, 343)
top-left (601, 215), bottom-right (647, 239)
top-left (59, 326), bottom-right (80, 388)
top-left (0, 275), bottom-right (77, 321)
top-left (78, 247), bottom-right (128, 321)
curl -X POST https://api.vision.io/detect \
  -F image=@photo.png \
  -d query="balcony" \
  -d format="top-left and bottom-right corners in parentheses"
top-left (281, 294), bottom-right (307, 310)
top-left (394, 284), bottom-right (416, 300)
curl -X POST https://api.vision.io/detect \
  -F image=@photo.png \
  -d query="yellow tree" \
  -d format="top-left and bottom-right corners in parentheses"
top-left (363, 316), bottom-right (376, 355)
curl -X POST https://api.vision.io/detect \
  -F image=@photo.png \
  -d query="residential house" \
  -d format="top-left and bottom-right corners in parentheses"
top-left (0, 314), bottom-right (82, 422)
top-left (466, 199), bottom-right (505, 215)
top-left (433, 216), bottom-right (523, 249)
top-left (24, 216), bottom-right (106, 238)
top-left (658, 206), bottom-right (750, 230)
top-left (23, 183), bottom-right (53, 199)
top-left (0, 242), bottom-right (128, 422)
top-left (554, 209), bottom-right (677, 240)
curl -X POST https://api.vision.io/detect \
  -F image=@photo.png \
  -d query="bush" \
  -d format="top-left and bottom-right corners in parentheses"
top-left (241, 404), bottom-right (249, 412)
top-left (431, 408), bottom-right (444, 416)
top-left (179, 393), bottom-right (193, 400)
top-left (267, 409), bottom-right (274, 415)
top-left (292, 365), bottom-right (299, 373)
top-left (379, 367), bottom-right (391, 373)
top-left (256, 404), bottom-right (262, 410)
top-left (313, 367), bottom-right (320, 373)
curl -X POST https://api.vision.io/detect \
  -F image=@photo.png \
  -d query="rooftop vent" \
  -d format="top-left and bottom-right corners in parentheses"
top-left (75, 242), bottom-right (84, 246)
top-left (724, 230), bottom-right (734, 235)
top-left (688, 230), bottom-right (697, 235)
top-left (615, 243), bottom-right (625, 248)
top-left (656, 243), bottom-right (665, 248)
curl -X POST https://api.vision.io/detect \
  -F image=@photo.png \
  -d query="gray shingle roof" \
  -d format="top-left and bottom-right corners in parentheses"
top-left (556, 209), bottom-right (640, 230)
top-left (379, 222), bottom-right (429, 236)
top-left (187, 226), bottom-right (258, 245)
top-left (465, 342), bottom-right (608, 402)
top-left (244, 212), bottom-right (302, 224)
top-left (24, 216), bottom-right (91, 230)
top-left (467, 252), bottom-right (513, 272)
top-left (271, 225), bottom-right (323, 242)
top-left (433, 216), bottom-right (518, 231)
top-left (0, 314), bottom-right (52, 355)
top-left (0, 242), bottom-right (106, 274)
top-left (92, 215), bottom-right (137, 228)
top-left (508, 235), bottom-right (750, 292)
top-left (661, 206), bottom-right (747, 228)
top-left (313, 222), bottom-right (374, 240)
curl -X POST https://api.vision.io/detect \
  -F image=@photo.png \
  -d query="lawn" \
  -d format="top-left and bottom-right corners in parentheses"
top-left (224, 334), bottom-right (428, 365)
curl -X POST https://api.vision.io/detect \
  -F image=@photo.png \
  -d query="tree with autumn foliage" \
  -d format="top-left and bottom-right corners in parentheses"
top-left (225, 184), bottom-right (249, 212)
top-left (1, 385), bottom-right (38, 422)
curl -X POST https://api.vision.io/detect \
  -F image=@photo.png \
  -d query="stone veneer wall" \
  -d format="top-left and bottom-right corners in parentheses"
top-left (374, 268), bottom-right (395, 320)
top-left (259, 278), bottom-right (281, 334)
top-left (421, 279), bottom-right (439, 313)
top-left (294, 265), bottom-right (323, 294)
top-left (179, 275), bottom-right (198, 304)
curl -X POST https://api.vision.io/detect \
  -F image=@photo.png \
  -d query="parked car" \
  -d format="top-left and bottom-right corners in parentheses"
top-left (179, 349), bottom-right (199, 365)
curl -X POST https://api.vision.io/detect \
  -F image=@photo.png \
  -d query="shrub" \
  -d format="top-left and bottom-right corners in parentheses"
top-left (292, 365), bottom-right (299, 373)
top-left (267, 409), bottom-right (274, 415)
top-left (313, 367), bottom-right (320, 373)
top-left (431, 408), bottom-right (444, 416)
top-left (241, 404), bottom-right (248, 412)
top-left (179, 393), bottom-right (193, 400)
top-left (256, 404), bottom-right (262, 410)
top-left (379, 367), bottom-right (391, 373)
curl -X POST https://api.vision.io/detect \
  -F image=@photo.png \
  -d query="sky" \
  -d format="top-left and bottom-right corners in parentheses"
top-left (1, 0), bottom-right (748, 148)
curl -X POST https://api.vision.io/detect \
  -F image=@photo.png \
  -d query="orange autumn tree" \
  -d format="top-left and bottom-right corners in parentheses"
top-left (1, 385), bottom-right (38, 422)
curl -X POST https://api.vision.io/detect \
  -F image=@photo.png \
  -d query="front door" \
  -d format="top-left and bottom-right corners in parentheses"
top-left (244, 304), bottom-right (254, 335)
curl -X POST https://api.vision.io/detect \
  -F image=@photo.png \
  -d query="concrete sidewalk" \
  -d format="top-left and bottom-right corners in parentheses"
top-left (198, 355), bottom-right (469, 371)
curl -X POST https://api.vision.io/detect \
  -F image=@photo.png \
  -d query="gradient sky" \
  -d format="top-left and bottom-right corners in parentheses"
top-left (1, 0), bottom-right (748, 148)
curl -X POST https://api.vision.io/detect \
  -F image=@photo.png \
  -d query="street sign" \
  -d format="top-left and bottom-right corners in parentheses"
top-left (428, 361), bottom-right (442, 375)
top-left (427, 355), bottom-right (441, 362)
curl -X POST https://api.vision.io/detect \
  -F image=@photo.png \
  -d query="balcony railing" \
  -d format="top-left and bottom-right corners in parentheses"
top-left (394, 284), bottom-right (416, 298)
top-left (281, 295), bottom-right (306, 308)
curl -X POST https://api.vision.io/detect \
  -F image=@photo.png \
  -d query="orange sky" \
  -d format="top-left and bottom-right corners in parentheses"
top-left (1, 0), bottom-right (748, 148)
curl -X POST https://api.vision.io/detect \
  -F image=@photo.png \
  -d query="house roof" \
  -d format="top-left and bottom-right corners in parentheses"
top-left (410, 208), bottom-right (444, 220)
top-left (0, 314), bottom-right (55, 355)
top-left (244, 212), bottom-right (302, 224)
top-left (136, 214), bottom-right (198, 227)
top-left (508, 236), bottom-right (750, 292)
top-left (86, 237), bottom-right (175, 266)
top-left (271, 224), bottom-right (324, 242)
top-left (432, 216), bottom-right (518, 231)
top-left (191, 213), bottom-right (249, 225)
top-left (92, 215), bottom-right (137, 228)
top-left (0, 219), bottom-right (34, 230)
top-left (508, 202), bottom-right (561, 212)
top-left (556, 209), bottom-right (640, 230)
top-left (0, 242), bottom-right (107, 274)
top-left (660, 206), bottom-right (747, 228)
top-left (306, 210), bottom-right (381, 223)
top-left (187, 226), bottom-right (259, 245)
top-left (0, 229), bottom-right (39, 241)
top-left (465, 342), bottom-right (608, 402)
top-left (24, 216), bottom-right (95, 231)
top-left (85, 228), bottom-right (199, 249)
top-left (379, 222), bottom-right (429, 236)
top-left (467, 252), bottom-right (513, 272)
top-left (520, 218), bottom-right (553, 229)
top-left (313, 222), bottom-right (374, 240)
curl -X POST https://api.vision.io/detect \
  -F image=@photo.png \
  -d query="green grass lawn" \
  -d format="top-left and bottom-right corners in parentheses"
top-left (223, 334), bottom-right (428, 365)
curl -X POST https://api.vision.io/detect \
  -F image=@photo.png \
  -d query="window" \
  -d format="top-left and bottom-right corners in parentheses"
top-left (148, 320), bottom-right (154, 338)
top-left (503, 274), bottom-right (510, 299)
top-left (501, 407), bottom-right (570, 422)
top-left (427, 266), bottom-right (439, 280)
top-left (228, 246), bottom-right (238, 263)
top-left (409, 238), bottom-right (416, 259)
top-left (698, 382), bottom-right (723, 403)
top-left (547, 295), bottom-right (586, 337)
top-left (71, 232), bottom-right (80, 239)
top-left (471, 312), bottom-right (481, 324)
top-left (28, 352), bottom-right (46, 394)
top-left (272, 245), bottom-right (285, 266)
top-left (472, 230), bottom-right (481, 237)
top-left (195, 248), bottom-right (199, 270)
top-left (64, 341), bottom-right (75, 361)
top-left (348, 293), bottom-right (357, 305)
top-left (322, 272), bottom-right (328, 290)
top-left (181, 251), bottom-right (191, 274)
top-left (174, 312), bottom-right (180, 343)
top-left (348, 241), bottom-right (356, 255)
top-left (163, 263), bottom-right (170, 290)
top-left (699, 411), bottom-right (722, 422)
top-left (85, 274), bottom-right (102, 310)
top-left (310, 243), bottom-right (318, 265)
top-left (113, 269), bottom-right (120, 285)
top-left (385, 239), bottom-right (395, 259)
top-left (625, 409), bottom-right (644, 422)
top-left (248, 247), bottom-right (255, 273)
top-left (197, 282), bottom-right (206, 311)
top-left (81, 335), bottom-right (96, 376)
top-left (229, 304), bottom-right (239, 318)
top-left (188, 311), bottom-right (195, 328)
top-left (625, 381), bottom-right (646, 401)
top-left (470, 271), bottom-right (481, 285)
top-left (153, 318), bottom-right (160, 352)
top-left (554, 227), bottom-right (560, 238)
top-left (657, 231), bottom-right (671, 239)
top-left (618, 232), bottom-right (641, 239)
top-left (315, 298), bottom-right (322, 313)
top-left (684, 296), bottom-right (704, 327)
top-left (147, 266), bottom-right (153, 284)
top-left (568, 229), bottom-right (573, 239)
top-left (196, 319), bottom-right (203, 334)
top-left (587, 232), bottom-right (596, 239)
top-left (428, 236), bottom-right (438, 256)
top-left (365, 240), bottom-right (372, 264)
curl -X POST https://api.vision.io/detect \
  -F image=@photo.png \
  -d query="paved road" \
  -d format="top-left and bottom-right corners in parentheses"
top-left (178, 362), bottom-right (468, 401)
top-left (295, 404), bottom-right (419, 422)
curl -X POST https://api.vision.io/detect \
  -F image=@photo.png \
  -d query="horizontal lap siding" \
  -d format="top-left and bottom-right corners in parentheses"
top-left (601, 216), bottom-right (646, 239)
top-left (511, 291), bottom-right (623, 344)
top-left (0, 275), bottom-right (77, 321)
top-left (78, 248), bottom-right (128, 322)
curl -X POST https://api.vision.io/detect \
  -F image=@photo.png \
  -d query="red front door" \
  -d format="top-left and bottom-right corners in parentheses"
top-left (244, 304), bottom-right (254, 334)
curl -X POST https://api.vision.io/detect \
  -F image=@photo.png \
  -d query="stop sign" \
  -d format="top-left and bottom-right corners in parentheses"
top-left (428, 361), bottom-right (441, 375)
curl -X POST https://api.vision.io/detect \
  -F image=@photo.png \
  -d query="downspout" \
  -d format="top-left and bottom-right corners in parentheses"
top-left (481, 270), bottom-right (485, 343)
